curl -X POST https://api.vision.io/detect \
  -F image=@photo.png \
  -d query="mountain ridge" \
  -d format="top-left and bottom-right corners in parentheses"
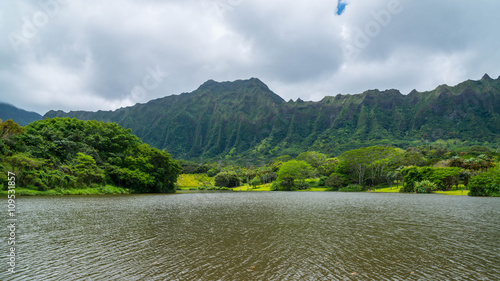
top-left (0, 103), bottom-right (43, 126)
top-left (41, 75), bottom-right (500, 159)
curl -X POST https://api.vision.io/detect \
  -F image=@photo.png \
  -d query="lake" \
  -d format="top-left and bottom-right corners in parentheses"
top-left (2, 192), bottom-right (499, 280)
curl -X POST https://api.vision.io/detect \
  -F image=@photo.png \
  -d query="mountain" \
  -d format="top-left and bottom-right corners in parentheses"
top-left (0, 103), bottom-right (42, 126)
top-left (44, 75), bottom-right (500, 159)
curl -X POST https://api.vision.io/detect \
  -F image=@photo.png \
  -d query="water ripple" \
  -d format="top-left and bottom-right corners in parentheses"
top-left (1, 193), bottom-right (499, 280)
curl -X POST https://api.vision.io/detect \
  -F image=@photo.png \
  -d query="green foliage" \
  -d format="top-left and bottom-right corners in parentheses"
top-left (295, 181), bottom-right (310, 190)
top-left (258, 172), bottom-right (278, 184)
top-left (400, 166), bottom-right (436, 192)
top-left (214, 171), bottom-right (240, 188)
top-left (277, 160), bottom-right (313, 183)
top-left (295, 151), bottom-right (327, 169)
top-left (278, 177), bottom-right (295, 191)
top-left (324, 173), bottom-right (346, 190)
top-left (0, 119), bottom-right (25, 140)
top-left (338, 184), bottom-right (366, 192)
top-left (318, 158), bottom-right (339, 176)
top-left (44, 77), bottom-right (500, 160)
top-left (1, 118), bottom-right (180, 194)
top-left (414, 180), bottom-right (437, 193)
top-left (428, 167), bottom-right (461, 191)
top-left (468, 166), bottom-right (500, 196)
top-left (449, 155), bottom-right (495, 171)
top-left (317, 176), bottom-right (328, 187)
top-left (250, 177), bottom-right (261, 187)
top-left (339, 146), bottom-right (403, 185)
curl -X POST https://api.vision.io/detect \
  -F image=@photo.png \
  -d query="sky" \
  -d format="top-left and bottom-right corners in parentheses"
top-left (0, 0), bottom-right (499, 115)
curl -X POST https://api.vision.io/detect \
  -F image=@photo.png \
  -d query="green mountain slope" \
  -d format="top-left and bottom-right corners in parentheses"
top-left (44, 75), bottom-right (500, 159)
top-left (0, 103), bottom-right (42, 125)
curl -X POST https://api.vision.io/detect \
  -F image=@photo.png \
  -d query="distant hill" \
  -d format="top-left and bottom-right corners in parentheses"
top-left (0, 103), bottom-right (42, 126)
top-left (45, 75), bottom-right (500, 159)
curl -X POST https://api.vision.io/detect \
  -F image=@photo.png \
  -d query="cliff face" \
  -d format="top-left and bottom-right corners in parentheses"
top-left (45, 76), bottom-right (500, 159)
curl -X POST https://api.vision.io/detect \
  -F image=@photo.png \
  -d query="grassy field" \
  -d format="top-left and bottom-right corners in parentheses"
top-left (0, 185), bottom-right (130, 196)
top-left (369, 186), bottom-right (402, 193)
top-left (434, 190), bottom-right (470, 196)
top-left (368, 186), bottom-right (469, 196)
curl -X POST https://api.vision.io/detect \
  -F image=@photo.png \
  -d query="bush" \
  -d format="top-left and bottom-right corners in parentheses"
top-left (324, 173), bottom-right (346, 188)
top-left (280, 177), bottom-right (295, 190)
top-left (214, 171), bottom-right (240, 188)
top-left (295, 181), bottom-right (310, 190)
top-left (338, 184), bottom-right (365, 192)
top-left (414, 180), bottom-right (437, 193)
top-left (250, 177), bottom-right (261, 187)
top-left (206, 168), bottom-right (219, 177)
top-left (468, 166), bottom-right (500, 196)
top-left (259, 172), bottom-right (278, 184)
top-left (317, 176), bottom-right (328, 187)
top-left (399, 184), bottom-right (415, 193)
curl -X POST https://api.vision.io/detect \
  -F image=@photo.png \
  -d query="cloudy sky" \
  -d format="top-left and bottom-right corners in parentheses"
top-left (1, 0), bottom-right (499, 114)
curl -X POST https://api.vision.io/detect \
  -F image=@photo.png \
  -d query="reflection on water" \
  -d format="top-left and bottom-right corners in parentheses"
top-left (2, 192), bottom-right (499, 280)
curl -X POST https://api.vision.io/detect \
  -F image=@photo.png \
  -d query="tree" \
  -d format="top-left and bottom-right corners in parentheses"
top-left (468, 166), bottom-right (500, 196)
top-left (324, 173), bottom-right (346, 189)
top-left (276, 160), bottom-right (313, 184)
top-left (214, 171), bottom-right (240, 188)
top-left (0, 119), bottom-right (24, 140)
top-left (295, 151), bottom-right (327, 169)
top-left (318, 158), bottom-right (339, 177)
top-left (339, 146), bottom-right (401, 185)
top-left (3, 118), bottom-right (180, 193)
top-left (72, 153), bottom-right (105, 187)
top-left (429, 167), bottom-right (461, 190)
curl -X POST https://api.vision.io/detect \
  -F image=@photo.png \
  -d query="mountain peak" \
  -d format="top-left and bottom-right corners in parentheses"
top-left (481, 73), bottom-right (493, 81)
top-left (195, 78), bottom-right (284, 104)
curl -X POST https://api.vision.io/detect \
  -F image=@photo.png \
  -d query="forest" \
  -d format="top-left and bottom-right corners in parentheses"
top-left (1, 117), bottom-right (498, 197)
top-left (0, 118), bottom-right (180, 195)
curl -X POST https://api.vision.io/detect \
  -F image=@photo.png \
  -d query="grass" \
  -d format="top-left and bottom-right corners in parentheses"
top-left (177, 174), bottom-right (214, 188)
top-left (434, 189), bottom-right (470, 196)
top-left (0, 185), bottom-right (130, 196)
top-left (368, 185), bottom-right (469, 196)
top-left (369, 186), bottom-right (402, 193)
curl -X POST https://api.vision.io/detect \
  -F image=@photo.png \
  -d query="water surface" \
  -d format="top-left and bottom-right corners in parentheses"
top-left (2, 192), bottom-right (499, 280)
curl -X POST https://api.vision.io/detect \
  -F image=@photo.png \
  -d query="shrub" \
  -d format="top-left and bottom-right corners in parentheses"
top-left (295, 181), bottom-right (310, 190)
top-left (324, 173), bottom-right (346, 188)
top-left (414, 180), bottom-right (437, 193)
top-left (250, 177), bottom-right (261, 187)
top-left (206, 168), bottom-right (219, 177)
top-left (468, 166), bottom-right (500, 196)
top-left (338, 184), bottom-right (365, 192)
top-left (259, 172), bottom-right (278, 184)
top-left (317, 176), bottom-right (328, 187)
top-left (280, 177), bottom-right (295, 190)
top-left (214, 171), bottom-right (240, 188)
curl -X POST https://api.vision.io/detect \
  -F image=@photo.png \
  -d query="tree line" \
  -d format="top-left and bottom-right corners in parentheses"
top-left (0, 118), bottom-right (180, 193)
top-left (179, 145), bottom-right (499, 196)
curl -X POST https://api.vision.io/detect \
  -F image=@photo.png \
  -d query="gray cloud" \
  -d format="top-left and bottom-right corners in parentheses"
top-left (0, 0), bottom-right (499, 114)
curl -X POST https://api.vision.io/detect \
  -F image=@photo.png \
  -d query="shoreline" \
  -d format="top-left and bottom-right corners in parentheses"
top-left (2, 186), bottom-right (472, 197)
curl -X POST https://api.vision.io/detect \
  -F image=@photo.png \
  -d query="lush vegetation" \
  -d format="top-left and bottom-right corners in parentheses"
top-left (2, 77), bottom-right (499, 197)
top-left (0, 118), bottom-right (180, 194)
top-left (45, 76), bottom-right (500, 160)
top-left (175, 144), bottom-right (498, 196)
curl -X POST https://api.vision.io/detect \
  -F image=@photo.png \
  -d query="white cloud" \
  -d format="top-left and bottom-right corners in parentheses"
top-left (0, 0), bottom-right (499, 114)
